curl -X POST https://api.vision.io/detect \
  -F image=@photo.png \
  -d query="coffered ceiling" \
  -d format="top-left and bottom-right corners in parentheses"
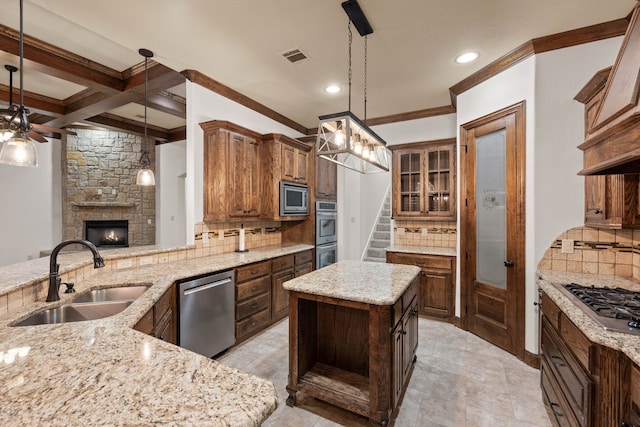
top-left (0, 0), bottom-right (636, 141)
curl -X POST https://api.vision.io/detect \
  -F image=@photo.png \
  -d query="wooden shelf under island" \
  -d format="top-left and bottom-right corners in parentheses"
top-left (283, 260), bottom-right (421, 425)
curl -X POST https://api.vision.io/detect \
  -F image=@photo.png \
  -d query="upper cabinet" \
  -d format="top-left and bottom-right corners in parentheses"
top-left (316, 156), bottom-right (337, 201)
top-left (261, 133), bottom-right (312, 220)
top-left (390, 139), bottom-right (456, 221)
top-left (578, 3), bottom-right (640, 175)
top-left (201, 120), bottom-right (263, 222)
top-left (576, 67), bottom-right (640, 229)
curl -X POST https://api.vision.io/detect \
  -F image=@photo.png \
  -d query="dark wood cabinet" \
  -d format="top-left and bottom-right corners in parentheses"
top-left (133, 284), bottom-right (177, 346)
top-left (271, 255), bottom-right (295, 321)
top-left (201, 120), bottom-right (263, 221)
top-left (538, 290), bottom-right (640, 427)
top-left (316, 156), bottom-right (337, 201)
top-left (391, 294), bottom-right (418, 408)
top-left (390, 139), bottom-right (456, 221)
top-left (386, 251), bottom-right (455, 322)
top-left (261, 133), bottom-right (312, 220)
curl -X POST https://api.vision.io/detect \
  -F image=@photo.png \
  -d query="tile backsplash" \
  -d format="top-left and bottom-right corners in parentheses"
top-left (393, 220), bottom-right (457, 248)
top-left (194, 221), bottom-right (282, 256)
top-left (538, 227), bottom-right (640, 280)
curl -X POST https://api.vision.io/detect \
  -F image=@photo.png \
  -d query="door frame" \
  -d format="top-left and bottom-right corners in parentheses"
top-left (459, 101), bottom-right (526, 360)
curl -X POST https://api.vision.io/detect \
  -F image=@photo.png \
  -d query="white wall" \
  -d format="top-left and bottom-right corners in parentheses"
top-left (455, 36), bottom-right (623, 354)
top-left (185, 81), bottom-right (305, 244)
top-left (156, 140), bottom-right (187, 247)
top-left (338, 114), bottom-right (458, 261)
top-left (0, 139), bottom-right (61, 266)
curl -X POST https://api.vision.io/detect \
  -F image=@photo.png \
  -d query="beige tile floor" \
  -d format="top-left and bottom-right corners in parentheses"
top-left (217, 317), bottom-right (552, 427)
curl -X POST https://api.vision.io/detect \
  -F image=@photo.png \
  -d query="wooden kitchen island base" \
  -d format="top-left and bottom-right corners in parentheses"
top-left (283, 261), bottom-right (421, 425)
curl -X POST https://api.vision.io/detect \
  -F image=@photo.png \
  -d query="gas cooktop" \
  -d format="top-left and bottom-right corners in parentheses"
top-left (556, 283), bottom-right (640, 336)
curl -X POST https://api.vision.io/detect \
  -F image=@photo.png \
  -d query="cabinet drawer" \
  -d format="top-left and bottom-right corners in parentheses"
top-left (388, 252), bottom-right (452, 271)
top-left (559, 312), bottom-right (593, 372)
top-left (236, 260), bottom-right (271, 282)
top-left (237, 293), bottom-right (270, 320)
top-left (236, 308), bottom-right (270, 340)
top-left (393, 277), bottom-right (419, 327)
top-left (272, 255), bottom-right (295, 272)
top-left (541, 319), bottom-right (592, 426)
top-left (541, 358), bottom-right (581, 427)
top-left (236, 275), bottom-right (270, 302)
top-left (295, 250), bottom-right (313, 266)
top-left (154, 287), bottom-right (174, 324)
top-left (295, 262), bottom-right (312, 277)
top-left (541, 291), bottom-right (561, 332)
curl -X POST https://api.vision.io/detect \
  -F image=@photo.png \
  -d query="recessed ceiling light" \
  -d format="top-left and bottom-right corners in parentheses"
top-left (324, 84), bottom-right (341, 94)
top-left (455, 52), bottom-right (479, 64)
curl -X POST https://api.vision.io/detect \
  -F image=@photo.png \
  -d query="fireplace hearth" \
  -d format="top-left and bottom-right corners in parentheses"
top-left (85, 220), bottom-right (129, 248)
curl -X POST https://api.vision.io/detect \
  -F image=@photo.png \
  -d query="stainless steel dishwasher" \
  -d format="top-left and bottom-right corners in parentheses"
top-left (178, 270), bottom-right (235, 357)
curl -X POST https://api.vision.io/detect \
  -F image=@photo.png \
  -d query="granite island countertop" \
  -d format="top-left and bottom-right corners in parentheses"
top-left (385, 245), bottom-right (457, 257)
top-left (537, 269), bottom-right (640, 367)
top-left (0, 243), bottom-right (314, 426)
top-left (283, 260), bottom-right (420, 305)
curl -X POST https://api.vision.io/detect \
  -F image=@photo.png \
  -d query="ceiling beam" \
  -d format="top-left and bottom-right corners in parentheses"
top-left (0, 84), bottom-right (65, 116)
top-left (85, 112), bottom-right (172, 141)
top-left (0, 23), bottom-right (124, 94)
top-left (44, 62), bottom-right (185, 128)
top-left (144, 92), bottom-right (186, 118)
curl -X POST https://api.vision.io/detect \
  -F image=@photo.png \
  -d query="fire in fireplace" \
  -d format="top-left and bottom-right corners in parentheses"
top-left (84, 220), bottom-right (129, 248)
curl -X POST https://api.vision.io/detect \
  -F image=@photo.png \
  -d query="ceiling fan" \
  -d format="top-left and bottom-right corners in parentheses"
top-left (1, 65), bottom-right (76, 144)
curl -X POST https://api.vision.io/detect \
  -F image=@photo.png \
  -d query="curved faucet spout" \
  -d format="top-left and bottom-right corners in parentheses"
top-left (46, 239), bottom-right (105, 302)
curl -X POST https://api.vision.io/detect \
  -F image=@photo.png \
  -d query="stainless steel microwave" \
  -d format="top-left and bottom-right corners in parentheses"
top-left (280, 182), bottom-right (309, 216)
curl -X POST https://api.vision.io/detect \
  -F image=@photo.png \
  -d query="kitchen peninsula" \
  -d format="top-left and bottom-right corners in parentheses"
top-left (283, 260), bottom-right (421, 425)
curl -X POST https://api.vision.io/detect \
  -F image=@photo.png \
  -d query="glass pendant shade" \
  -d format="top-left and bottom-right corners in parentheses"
top-left (136, 168), bottom-right (155, 186)
top-left (0, 131), bottom-right (38, 167)
top-left (316, 111), bottom-right (390, 173)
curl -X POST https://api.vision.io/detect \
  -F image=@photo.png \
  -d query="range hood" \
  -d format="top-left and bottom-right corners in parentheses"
top-left (577, 3), bottom-right (640, 176)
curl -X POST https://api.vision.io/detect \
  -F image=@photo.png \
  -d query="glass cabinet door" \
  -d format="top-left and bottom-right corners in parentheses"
top-left (397, 150), bottom-right (424, 215)
top-left (427, 147), bottom-right (451, 214)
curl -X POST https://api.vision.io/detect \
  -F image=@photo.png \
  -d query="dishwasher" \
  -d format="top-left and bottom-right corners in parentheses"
top-left (178, 269), bottom-right (235, 358)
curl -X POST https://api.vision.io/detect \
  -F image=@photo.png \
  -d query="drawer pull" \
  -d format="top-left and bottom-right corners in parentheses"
top-left (251, 269), bottom-right (259, 275)
top-left (550, 403), bottom-right (563, 417)
top-left (251, 303), bottom-right (259, 309)
top-left (251, 286), bottom-right (259, 292)
top-left (550, 355), bottom-right (565, 367)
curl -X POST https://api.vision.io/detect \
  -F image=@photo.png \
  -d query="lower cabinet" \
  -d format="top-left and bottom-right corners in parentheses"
top-left (386, 251), bottom-right (455, 321)
top-left (391, 290), bottom-right (418, 408)
top-left (236, 249), bottom-right (315, 343)
top-left (540, 290), bottom-right (640, 427)
top-left (133, 283), bottom-right (177, 345)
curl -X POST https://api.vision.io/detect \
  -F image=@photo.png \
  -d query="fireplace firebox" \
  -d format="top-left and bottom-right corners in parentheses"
top-left (84, 220), bottom-right (129, 248)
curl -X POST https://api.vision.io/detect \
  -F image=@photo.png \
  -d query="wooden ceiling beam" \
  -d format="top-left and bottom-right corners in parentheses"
top-left (0, 23), bottom-right (124, 94)
top-left (0, 84), bottom-right (65, 116)
top-left (85, 112), bottom-right (172, 141)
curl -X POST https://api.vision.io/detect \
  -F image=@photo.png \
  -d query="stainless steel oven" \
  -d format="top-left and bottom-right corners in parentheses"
top-left (316, 201), bottom-right (337, 268)
top-left (316, 201), bottom-right (337, 245)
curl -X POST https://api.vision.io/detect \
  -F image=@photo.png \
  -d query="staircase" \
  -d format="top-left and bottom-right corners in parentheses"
top-left (363, 192), bottom-right (391, 263)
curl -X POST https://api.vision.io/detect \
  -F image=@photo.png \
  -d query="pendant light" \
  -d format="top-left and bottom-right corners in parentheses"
top-left (0, 0), bottom-right (38, 167)
top-left (316, 0), bottom-right (389, 174)
top-left (136, 48), bottom-right (155, 186)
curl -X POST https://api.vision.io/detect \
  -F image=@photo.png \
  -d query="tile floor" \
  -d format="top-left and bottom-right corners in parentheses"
top-left (217, 317), bottom-right (552, 427)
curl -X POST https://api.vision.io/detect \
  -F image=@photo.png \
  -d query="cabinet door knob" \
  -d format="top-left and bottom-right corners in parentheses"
top-left (504, 260), bottom-right (514, 267)
top-left (595, 208), bottom-right (602, 215)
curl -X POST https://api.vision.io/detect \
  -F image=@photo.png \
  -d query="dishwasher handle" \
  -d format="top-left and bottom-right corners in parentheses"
top-left (183, 277), bottom-right (232, 296)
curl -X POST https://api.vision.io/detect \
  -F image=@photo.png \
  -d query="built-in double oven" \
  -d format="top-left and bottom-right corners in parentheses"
top-left (315, 201), bottom-right (337, 269)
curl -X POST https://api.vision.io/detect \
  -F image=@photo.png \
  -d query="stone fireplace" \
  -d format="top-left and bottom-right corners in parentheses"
top-left (61, 128), bottom-right (155, 246)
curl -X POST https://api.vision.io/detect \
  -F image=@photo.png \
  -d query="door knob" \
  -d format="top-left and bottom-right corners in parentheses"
top-left (504, 260), bottom-right (514, 267)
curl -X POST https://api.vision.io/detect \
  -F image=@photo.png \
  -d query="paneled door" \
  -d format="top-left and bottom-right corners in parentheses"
top-left (460, 102), bottom-right (526, 359)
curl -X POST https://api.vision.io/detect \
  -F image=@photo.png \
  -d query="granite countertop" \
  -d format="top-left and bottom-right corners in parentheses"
top-left (385, 245), bottom-right (457, 257)
top-left (0, 243), bottom-right (314, 426)
top-left (283, 260), bottom-right (421, 305)
top-left (537, 269), bottom-right (640, 366)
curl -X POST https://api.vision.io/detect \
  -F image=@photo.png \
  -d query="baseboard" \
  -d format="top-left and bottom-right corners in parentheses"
top-left (524, 350), bottom-right (540, 369)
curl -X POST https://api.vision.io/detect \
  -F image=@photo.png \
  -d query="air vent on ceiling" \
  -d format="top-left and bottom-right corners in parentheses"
top-left (281, 48), bottom-right (308, 64)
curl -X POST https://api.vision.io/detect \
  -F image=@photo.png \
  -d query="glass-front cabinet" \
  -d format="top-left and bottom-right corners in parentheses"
top-left (391, 139), bottom-right (456, 220)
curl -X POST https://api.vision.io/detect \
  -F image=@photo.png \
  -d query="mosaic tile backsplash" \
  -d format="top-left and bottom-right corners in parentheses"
top-left (393, 220), bottom-right (457, 248)
top-left (538, 227), bottom-right (640, 280)
top-left (194, 221), bottom-right (282, 255)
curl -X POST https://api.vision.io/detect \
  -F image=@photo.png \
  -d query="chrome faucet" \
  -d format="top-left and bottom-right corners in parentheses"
top-left (47, 239), bottom-right (105, 302)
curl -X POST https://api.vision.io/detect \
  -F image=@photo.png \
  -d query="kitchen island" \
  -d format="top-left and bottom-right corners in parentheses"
top-left (283, 260), bottom-right (421, 425)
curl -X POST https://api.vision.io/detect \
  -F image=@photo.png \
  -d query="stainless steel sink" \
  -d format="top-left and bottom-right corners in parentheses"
top-left (70, 285), bottom-right (150, 304)
top-left (11, 284), bottom-right (151, 327)
top-left (12, 301), bottom-right (133, 327)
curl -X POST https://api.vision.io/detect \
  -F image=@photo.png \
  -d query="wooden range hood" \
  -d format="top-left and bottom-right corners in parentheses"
top-left (577, 2), bottom-right (640, 176)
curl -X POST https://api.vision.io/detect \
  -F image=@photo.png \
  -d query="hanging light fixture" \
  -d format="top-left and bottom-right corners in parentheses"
top-left (136, 48), bottom-right (155, 186)
top-left (1, 65), bottom-right (18, 142)
top-left (0, 0), bottom-right (37, 167)
top-left (316, 0), bottom-right (390, 174)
